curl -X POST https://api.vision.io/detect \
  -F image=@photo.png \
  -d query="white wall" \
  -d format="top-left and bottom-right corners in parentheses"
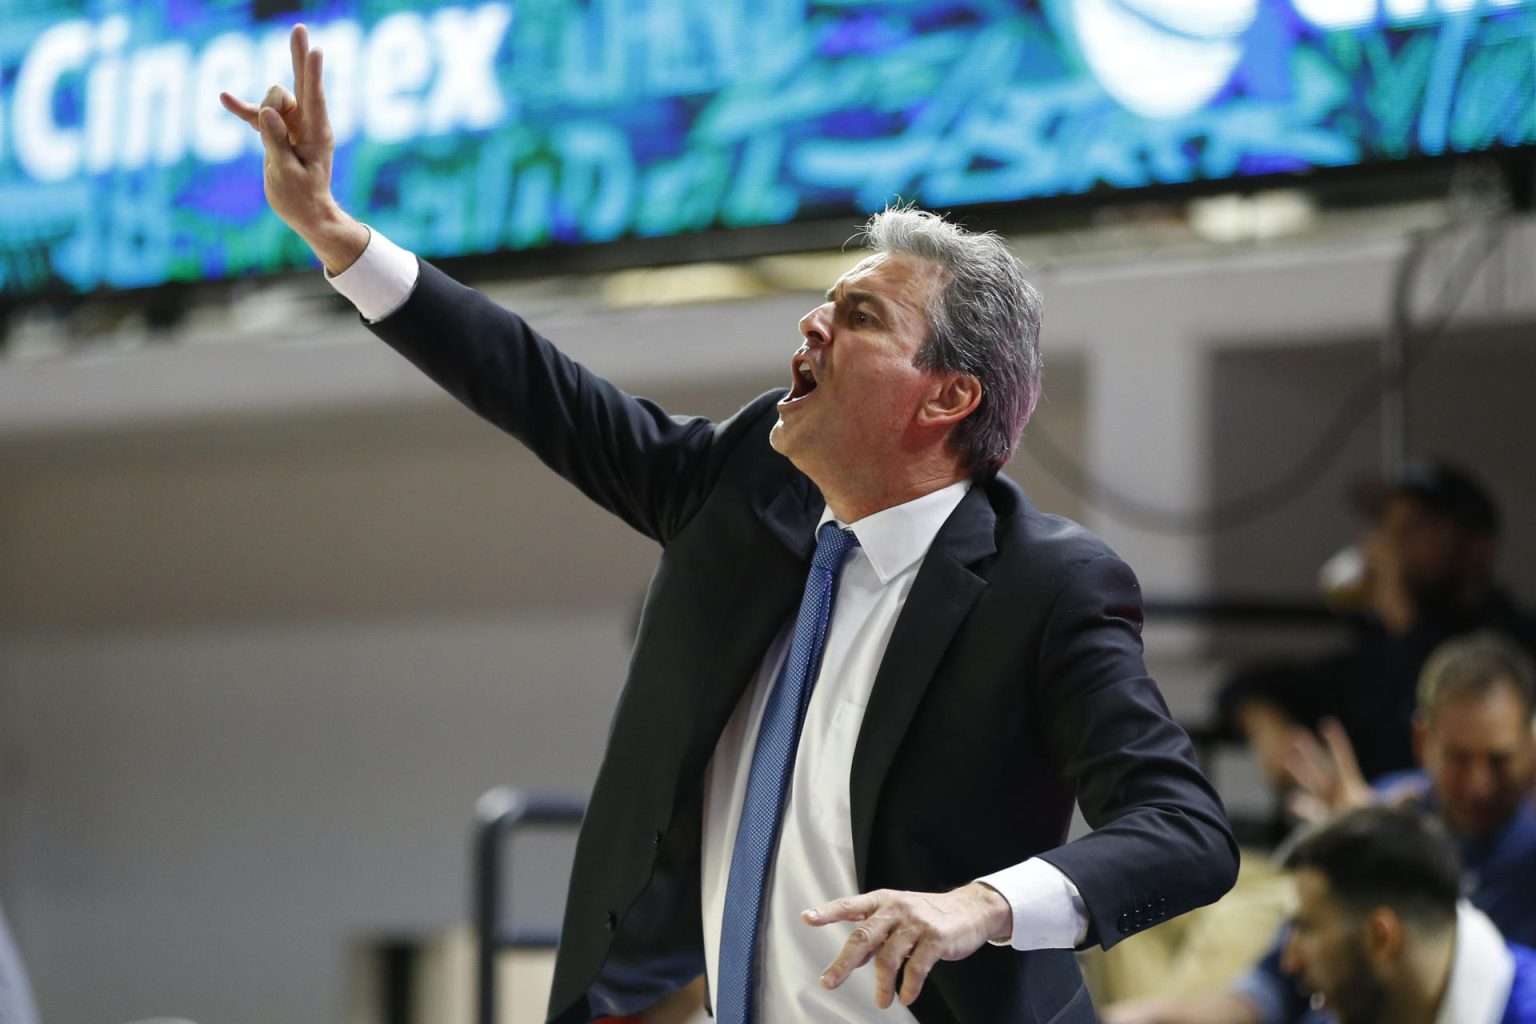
top-left (0, 405), bottom-right (664, 1024)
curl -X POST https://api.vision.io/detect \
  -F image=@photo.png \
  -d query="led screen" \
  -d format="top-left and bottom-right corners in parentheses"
top-left (1, 0), bottom-right (1533, 297)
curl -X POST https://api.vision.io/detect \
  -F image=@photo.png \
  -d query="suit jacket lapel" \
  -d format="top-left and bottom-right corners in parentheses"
top-left (679, 476), bottom-right (824, 792)
top-left (760, 474), bottom-right (821, 560)
top-left (849, 484), bottom-right (997, 885)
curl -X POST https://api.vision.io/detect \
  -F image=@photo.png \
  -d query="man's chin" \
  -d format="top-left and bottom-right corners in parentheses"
top-left (768, 421), bottom-right (822, 481)
top-left (1450, 808), bottom-right (1509, 837)
top-left (770, 417), bottom-right (810, 456)
top-left (769, 418), bottom-right (790, 456)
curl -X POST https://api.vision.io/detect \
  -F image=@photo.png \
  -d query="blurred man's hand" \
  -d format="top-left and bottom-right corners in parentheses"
top-left (1238, 700), bottom-right (1307, 789)
top-left (219, 25), bottom-right (368, 274)
top-left (1284, 717), bottom-right (1374, 822)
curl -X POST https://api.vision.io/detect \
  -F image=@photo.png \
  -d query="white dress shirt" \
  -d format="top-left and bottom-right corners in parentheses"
top-left (327, 230), bottom-right (1090, 1020)
top-left (701, 483), bottom-right (1087, 1021)
top-left (327, 227), bottom-right (419, 322)
top-left (1436, 902), bottom-right (1517, 1024)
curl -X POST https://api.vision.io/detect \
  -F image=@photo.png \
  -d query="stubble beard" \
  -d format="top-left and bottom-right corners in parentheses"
top-left (1326, 946), bottom-right (1390, 1024)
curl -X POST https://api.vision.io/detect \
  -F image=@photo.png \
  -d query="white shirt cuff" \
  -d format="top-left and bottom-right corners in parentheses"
top-left (976, 857), bottom-right (1090, 951)
top-left (324, 226), bottom-right (420, 323)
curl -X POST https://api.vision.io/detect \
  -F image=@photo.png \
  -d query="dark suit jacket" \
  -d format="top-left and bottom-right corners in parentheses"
top-left (370, 261), bottom-right (1239, 1024)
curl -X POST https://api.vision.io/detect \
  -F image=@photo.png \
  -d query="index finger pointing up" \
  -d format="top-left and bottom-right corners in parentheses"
top-left (290, 23), bottom-right (310, 108)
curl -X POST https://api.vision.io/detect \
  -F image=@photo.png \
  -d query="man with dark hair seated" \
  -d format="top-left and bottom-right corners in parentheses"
top-left (1278, 805), bottom-right (1536, 1024)
top-left (1106, 632), bottom-right (1536, 1023)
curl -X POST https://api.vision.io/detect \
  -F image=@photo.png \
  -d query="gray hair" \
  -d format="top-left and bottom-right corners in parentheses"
top-left (860, 206), bottom-right (1043, 478)
top-left (1417, 631), bottom-right (1536, 722)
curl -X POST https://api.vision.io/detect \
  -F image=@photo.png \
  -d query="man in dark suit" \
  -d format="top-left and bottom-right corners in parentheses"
top-left (221, 27), bottom-right (1238, 1023)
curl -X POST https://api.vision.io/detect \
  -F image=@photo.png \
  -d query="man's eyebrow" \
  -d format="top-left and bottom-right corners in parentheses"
top-left (825, 286), bottom-right (891, 320)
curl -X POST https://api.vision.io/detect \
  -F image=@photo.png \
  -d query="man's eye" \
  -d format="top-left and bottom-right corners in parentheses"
top-left (853, 311), bottom-right (871, 325)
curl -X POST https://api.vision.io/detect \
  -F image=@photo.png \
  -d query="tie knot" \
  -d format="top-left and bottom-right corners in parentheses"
top-left (813, 522), bottom-right (859, 571)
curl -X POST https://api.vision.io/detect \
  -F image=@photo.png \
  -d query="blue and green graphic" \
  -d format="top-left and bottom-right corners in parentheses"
top-left (1, 0), bottom-right (1533, 297)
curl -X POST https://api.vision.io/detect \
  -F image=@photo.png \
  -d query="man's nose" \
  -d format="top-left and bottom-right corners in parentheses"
top-left (798, 303), bottom-right (832, 348)
top-left (1463, 760), bottom-right (1498, 801)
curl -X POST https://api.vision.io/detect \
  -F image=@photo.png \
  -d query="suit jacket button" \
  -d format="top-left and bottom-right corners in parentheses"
top-left (1117, 914), bottom-right (1131, 934)
top-left (605, 911), bottom-right (617, 931)
top-left (654, 830), bottom-right (664, 849)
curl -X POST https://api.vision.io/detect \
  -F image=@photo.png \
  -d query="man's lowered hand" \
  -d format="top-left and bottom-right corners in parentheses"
top-left (802, 882), bottom-right (1011, 1009)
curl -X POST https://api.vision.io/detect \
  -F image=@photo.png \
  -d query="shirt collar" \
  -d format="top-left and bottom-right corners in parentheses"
top-left (1436, 902), bottom-right (1516, 1024)
top-left (818, 480), bottom-right (973, 585)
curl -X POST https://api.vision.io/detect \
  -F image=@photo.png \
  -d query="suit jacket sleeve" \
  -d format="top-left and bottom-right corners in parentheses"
top-left (364, 258), bottom-right (759, 544)
top-left (1032, 554), bottom-right (1240, 949)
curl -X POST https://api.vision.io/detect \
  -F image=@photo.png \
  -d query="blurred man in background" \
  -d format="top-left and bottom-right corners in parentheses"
top-left (1221, 460), bottom-right (1536, 790)
top-left (1106, 631), bottom-right (1536, 1023)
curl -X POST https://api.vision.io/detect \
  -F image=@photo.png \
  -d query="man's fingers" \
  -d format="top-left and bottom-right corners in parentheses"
top-left (1282, 735), bottom-right (1325, 797)
top-left (219, 92), bottom-right (261, 128)
top-left (301, 47), bottom-right (330, 130)
top-left (1319, 717), bottom-right (1363, 781)
top-left (290, 24), bottom-right (309, 108)
top-left (872, 927), bottom-right (919, 1009)
top-left (1291, 727), bottom-right (1338, 793)
top-left (821, 913), bottom-right (897, 990)
top-left (258, 106), bottom-right (297, 158)
top-left (806, 889), bottom-right (998, 1007)
top-left (898, 942), bottom-right (942, 1007)
top-left (803, 893), bottom-right (879, 926)
top-left (262, 85), bottom-right (298, 117)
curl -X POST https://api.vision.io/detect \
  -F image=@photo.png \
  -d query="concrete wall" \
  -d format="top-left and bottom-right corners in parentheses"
top-left (1210, 327), bottom-right (1536, 606)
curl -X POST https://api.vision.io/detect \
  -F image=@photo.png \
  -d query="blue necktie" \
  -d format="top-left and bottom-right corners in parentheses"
top-left (716, 521), bottom-right (859, 1024)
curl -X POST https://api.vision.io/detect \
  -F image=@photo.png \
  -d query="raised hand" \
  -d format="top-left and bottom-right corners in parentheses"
top-left (1284, 717), bottom-right (1374, 822)
top-left (802, 882), bottom-right (1011, 1009)
top-left (219, 24), bottom-right (367, 274)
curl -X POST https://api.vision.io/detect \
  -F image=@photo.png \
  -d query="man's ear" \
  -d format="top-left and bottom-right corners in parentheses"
top-left (1412, 715), bottom-right (1428, 767)
top-left (1364, 907), bottom-right (1405, 973)
top-left (919, 373), bottom-right (982, 428)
